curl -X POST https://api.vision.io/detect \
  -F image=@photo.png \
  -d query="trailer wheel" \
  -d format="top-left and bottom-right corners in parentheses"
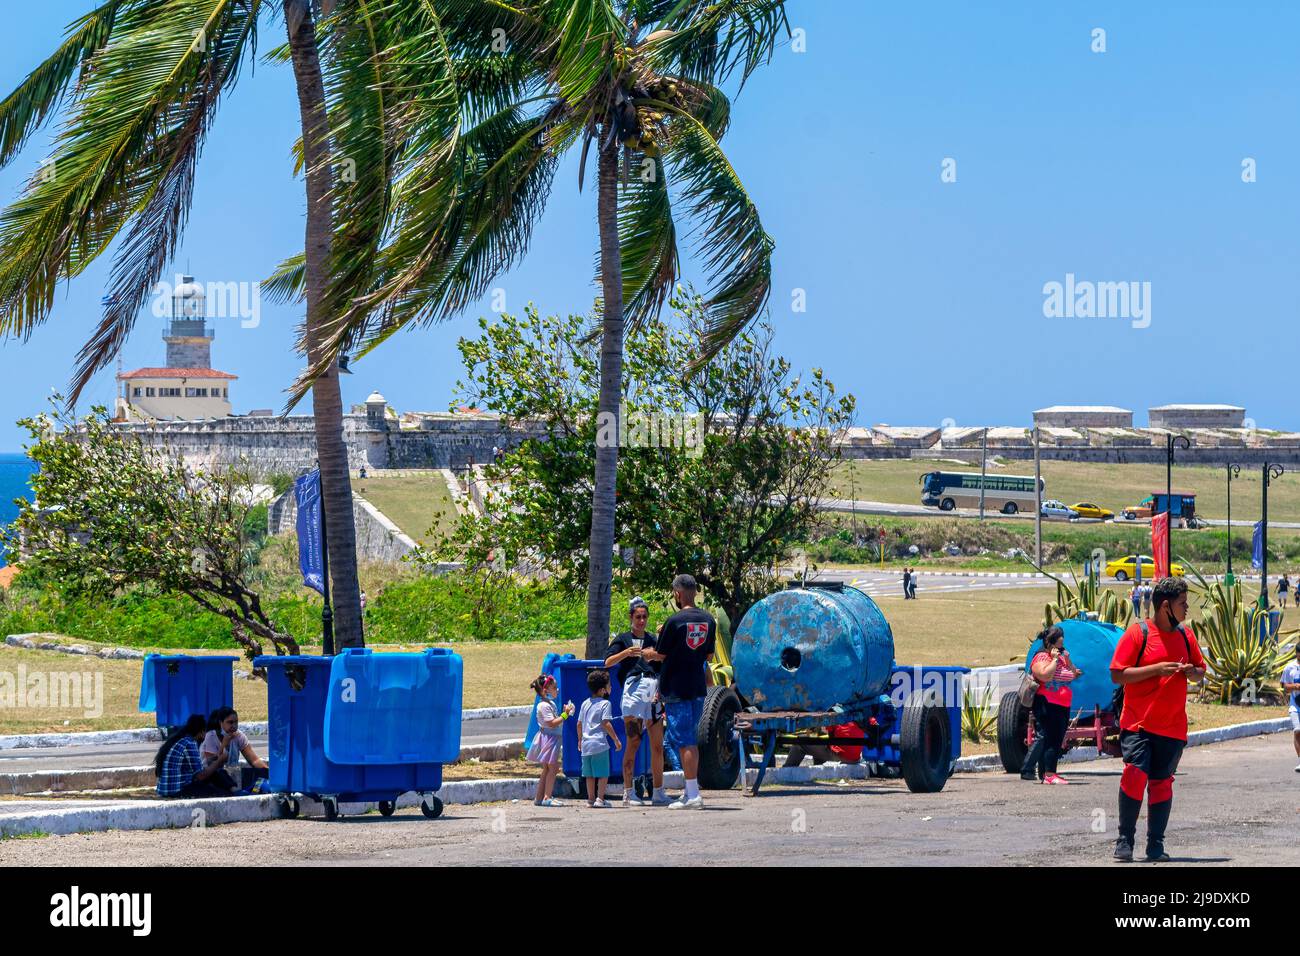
top-left (696, 685), bottom-right (742, 790)
top-left (996, 691), bottom-right (1029, 773)
top-left (378, 800), bottom-right (396, 818)
top-left (900, 694), bottom-right (951, 793)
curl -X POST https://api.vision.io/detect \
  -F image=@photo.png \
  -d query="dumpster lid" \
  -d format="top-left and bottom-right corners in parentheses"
top-left (322, 648), bottom-right (463, 765)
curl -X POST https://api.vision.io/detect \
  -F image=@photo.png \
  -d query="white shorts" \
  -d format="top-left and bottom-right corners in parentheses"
top-left (1290, 710), bottom-right (1300, 732)
top-left (622, 675), bottom-right (659, 722)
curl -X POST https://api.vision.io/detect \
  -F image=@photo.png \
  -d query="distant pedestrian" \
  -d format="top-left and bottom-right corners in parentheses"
top-left (1130, 585), bottom-right (1141, 619)
top-left (902, 567), bottom-right (912, 599)
top-left (908, 569), bottom-right (918, 599)
top-left (526, 674), bottom-right (573, 807)
top-left (358, 465), bottom-right (367, 479)
top-left (657, 574), bottom-right (716, 810)
top-left (1142, 583), bottom-right (1152, 619)
top-left (1278, 574), bottom-right (1290, 609)
top-left (1110, 576), bottom-right (1206, 863)
top-left (577, 669), bottom-right (622, 807)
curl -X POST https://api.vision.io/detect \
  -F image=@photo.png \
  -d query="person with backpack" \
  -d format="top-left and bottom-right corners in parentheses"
top-left (1109, 576), bottom-right (1206, 863)
top-left (1282, 646), bottom-right (1300, 773)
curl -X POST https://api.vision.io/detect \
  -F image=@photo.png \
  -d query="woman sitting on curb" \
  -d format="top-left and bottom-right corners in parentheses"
top-left (201, 707), bottom-right (269, 793)
top-left (1021, 626), bottom-right (1081, 785)
top-left (155, 715), bottom-right (230, 799)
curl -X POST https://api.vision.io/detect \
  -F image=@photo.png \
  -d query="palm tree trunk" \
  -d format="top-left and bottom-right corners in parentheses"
top-left (586, 137), bottom-right (624, 658)
top-left (284, 0), bottom-right (363, 649)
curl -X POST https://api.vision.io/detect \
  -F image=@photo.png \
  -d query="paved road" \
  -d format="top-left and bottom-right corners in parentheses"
top-left (798, 568), bottom-right (1054, 598)
top-left (3, 734), bottom-right (1294, 866)
top-left (0, 715), bottom-right (528, 774)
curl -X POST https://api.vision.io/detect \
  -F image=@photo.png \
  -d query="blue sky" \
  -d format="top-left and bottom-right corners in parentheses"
top-left (0, 0), bottom-right (1297, 451)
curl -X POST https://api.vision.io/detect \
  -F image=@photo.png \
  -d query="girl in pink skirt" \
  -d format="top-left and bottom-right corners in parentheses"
top-left (527, 674), bottom-right (573, 806)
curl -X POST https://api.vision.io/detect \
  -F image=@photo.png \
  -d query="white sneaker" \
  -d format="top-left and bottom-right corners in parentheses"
top-left (597, 799), bottom-right (612, 808)
top-left (667, 796), bottom-right (704, 810)
top-left (624, 793), bottom-right (645, 806)
top-left (651, 791), bottom-right (672, 806)
top-left (1294, 762), bottom-right (1300, 773)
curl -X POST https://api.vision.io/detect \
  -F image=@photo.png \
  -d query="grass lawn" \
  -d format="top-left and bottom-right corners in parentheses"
top-left (828, 458), bottom-right (1300, 524)
top-left (351, 473), bottom-right (461, 547)
top-left (0, 638), bottom-right (587, 735)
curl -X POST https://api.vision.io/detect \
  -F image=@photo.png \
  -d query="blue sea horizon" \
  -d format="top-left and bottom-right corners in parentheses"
top-left (0, 452), bottom-right (37, 569)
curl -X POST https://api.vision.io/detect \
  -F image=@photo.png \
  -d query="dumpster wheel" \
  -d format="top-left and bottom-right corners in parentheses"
top-left (322, 796), bottom-right (341, 821)
top-left (996, 690), bottom-right (1029, 774)
top-left (900, 693), bottom-right (951, 793)
top-left (378, 800), bottom-right (397, 818)
top-left (276, 796), bottom-right (300, 819)
top-left (420, 796), bottom-right (444, 819)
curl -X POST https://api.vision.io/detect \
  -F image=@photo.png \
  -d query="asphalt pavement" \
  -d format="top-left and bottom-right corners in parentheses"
top-left (1, 733), bottom-right (1294, 866)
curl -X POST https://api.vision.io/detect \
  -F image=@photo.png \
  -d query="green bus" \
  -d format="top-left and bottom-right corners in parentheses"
top-left (919, 471), bottom-right (1043, 514)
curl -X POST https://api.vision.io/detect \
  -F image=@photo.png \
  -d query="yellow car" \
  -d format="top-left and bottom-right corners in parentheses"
top-left (1070, 502), bottom-right (1114, 521)
top-left (1104, 555), bottom-right (1185, 581)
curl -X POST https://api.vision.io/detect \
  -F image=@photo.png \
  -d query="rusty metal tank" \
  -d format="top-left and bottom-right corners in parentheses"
top-left (732, 584), bottom-right (896, 711)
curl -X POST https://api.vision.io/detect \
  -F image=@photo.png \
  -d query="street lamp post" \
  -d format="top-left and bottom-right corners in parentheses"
top-left (1165, 434), bottom-right (1190, 575)
top-left (1260, 463), bottom-right (1284, 609)
top-left (1225, 463), bottom-right (1240, 585)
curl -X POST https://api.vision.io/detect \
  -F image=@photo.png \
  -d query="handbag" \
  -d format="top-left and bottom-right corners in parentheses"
top-left (1017, 668), bottom-right (1040, 708)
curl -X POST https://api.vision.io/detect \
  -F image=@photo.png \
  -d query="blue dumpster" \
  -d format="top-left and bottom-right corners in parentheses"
top-left (556, 659), bottom-right (650, 784)
top-left (138, 654), bottom-right (238, 729)
top-left (253, 648), bottom-right (462, 819)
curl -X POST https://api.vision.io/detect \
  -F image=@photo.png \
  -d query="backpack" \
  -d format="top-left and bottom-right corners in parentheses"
top-left (1110, 620), bottom-right (1191, 716)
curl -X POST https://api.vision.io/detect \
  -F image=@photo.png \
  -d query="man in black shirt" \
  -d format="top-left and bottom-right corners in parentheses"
top-left (604, 597), bottom-right (666, 806)
top-left (657, 574), bottom-right (716, 810)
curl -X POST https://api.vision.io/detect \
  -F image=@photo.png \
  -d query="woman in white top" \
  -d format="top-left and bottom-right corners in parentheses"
top-left (201, 707), bottom-right (268, 792)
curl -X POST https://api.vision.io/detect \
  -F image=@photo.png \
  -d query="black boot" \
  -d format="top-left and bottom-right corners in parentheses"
top-left (1115, 790), bottom-right (1141, 862)
top-left (1145, 799), bottom-right (1172, 861)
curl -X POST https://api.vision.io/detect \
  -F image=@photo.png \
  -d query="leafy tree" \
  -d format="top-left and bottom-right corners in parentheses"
top-left (289, 0), bottom-right (790, 653)
top-left (2, 403), bottom-right (298, 660)
top-left (426, 292), bottom-right (854, 639)
top-left (0, 0), bottom-right (365, 646)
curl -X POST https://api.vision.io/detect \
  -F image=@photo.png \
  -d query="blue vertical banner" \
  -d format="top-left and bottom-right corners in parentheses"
top-left (1251, 521), bottom-right (1264, 570)
top-left (295, 470), bottom-right (326, 595)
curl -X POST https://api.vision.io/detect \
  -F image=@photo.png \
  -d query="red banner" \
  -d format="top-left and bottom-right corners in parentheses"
top-left (1151, 512), bottom-right (1170, 579)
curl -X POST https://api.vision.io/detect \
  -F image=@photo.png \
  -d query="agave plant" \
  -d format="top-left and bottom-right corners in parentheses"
top-left (1185, 564), bottom-right (1297, 704)
top-left (1030, 562), bottom-right (1133, 629)
top-left (960, 684), bottom-right (997, 743)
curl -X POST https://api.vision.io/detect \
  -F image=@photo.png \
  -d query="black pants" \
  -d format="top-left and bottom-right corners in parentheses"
top-left (1021, 697), bottom-right (1069, 779)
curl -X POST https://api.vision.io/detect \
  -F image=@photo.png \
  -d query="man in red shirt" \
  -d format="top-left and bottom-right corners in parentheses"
top-left (1109, 576), bottom-right (1206, 862)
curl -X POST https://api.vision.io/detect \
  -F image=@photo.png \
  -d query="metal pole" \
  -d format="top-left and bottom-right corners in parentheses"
top-left (1033, 425), bottom-right (1042, 567)
top-left (318, 468), bottom-right (335, 656)
top-left (979, 427), bottom-right (988, 519)
top-left (1261, 464), bottom-right (1283, 610)
top-left (1165, 435), bottom-right (1189, 575)
top-left (1225, 463), bottom-right (1239, 584)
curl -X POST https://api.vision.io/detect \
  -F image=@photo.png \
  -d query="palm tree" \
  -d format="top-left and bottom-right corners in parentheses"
top-left (291, 0), bottom-right (789, 657)
top-left (0, 0), bottom-right (366, 648)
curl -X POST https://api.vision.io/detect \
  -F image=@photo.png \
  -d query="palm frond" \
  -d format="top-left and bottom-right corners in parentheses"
top-left (0, 0), bottom-right (262, 369)
top-left (608, 154), bottom-right (678, 328)
top-left (660, 106), bottom-right (771, 362)
top-left (646, 0), bottom-right (789, 87)
top-left (0, 0), bottom-right (133, 168)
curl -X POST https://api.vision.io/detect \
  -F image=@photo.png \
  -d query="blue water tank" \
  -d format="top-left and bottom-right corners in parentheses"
top-left (1023, 617), bottom-right (1124, 716)
top-left (733, 585), bottom-right (896, 711)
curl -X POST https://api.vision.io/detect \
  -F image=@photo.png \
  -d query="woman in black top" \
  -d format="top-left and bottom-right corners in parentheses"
top-left (604, 597), bottom-right (667, 806)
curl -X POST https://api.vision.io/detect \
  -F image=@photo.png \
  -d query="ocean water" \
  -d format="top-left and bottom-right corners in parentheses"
top-left (0, 452), bottom-right (37, 568)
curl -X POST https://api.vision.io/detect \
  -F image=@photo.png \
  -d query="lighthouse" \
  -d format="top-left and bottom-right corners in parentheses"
top-left (116, 275), bottom-right (237, 421)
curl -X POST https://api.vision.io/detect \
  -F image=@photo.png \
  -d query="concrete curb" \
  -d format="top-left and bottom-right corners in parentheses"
top-left (0, 707), bottom-right (530, 751)
top-left (0, 739), bottom-right (526, 796)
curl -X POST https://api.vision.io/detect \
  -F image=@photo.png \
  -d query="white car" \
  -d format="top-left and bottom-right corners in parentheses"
top-left (1040, 499), bottom-right (1078, 519)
